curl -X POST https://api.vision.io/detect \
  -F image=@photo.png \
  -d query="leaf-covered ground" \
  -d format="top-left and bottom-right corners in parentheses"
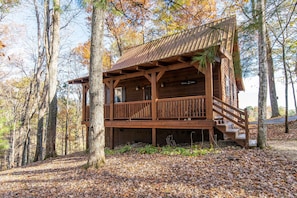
top-left (0, 121), bottom-right (297, 197)
top-left (0, 147), bottom-right (296, 197)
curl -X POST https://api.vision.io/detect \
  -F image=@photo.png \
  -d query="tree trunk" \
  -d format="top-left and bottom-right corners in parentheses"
top-left (288, 68), bottom-right (297, 114)
top-left (87, 1), bottom-right (106, 168)
top-left (257, 0), bottom-right (267, 149)
top-left (22, 128), bottom-right (30, 166)
top-left (282, 44), bottom-right (289, 133)
top-left (8, 117), bottom-right (16, 168)
top-left (266, 28), bottom-right (280, 118)
top-left (34, 109), bottom-right (44, 161)
top-left (45, 0), bottom-right (60, 158)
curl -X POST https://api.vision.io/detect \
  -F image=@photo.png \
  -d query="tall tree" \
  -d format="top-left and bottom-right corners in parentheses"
top-left (45, 0), bottom-right (60, 158)
top-left (256, 0), bottom-right (268, 148)
top-left (87, 0), bottom-right (106, 168)
top-left (32, 0), bottom-right (48, 162)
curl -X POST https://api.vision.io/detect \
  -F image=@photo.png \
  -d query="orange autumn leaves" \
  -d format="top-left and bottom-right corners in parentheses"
top-left (73, 41), bottom-right (112, 70)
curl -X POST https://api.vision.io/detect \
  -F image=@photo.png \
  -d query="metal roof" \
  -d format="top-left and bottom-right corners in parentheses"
top-left (109, 16), bottom-right (236, 72)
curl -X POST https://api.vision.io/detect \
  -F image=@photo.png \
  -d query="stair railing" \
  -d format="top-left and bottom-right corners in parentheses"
top-left (213, 97), bottom-right (249, 148)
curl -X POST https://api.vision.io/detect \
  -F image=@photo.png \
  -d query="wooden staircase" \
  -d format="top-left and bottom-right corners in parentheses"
top-left (213, 97), bottom-right (257, 148)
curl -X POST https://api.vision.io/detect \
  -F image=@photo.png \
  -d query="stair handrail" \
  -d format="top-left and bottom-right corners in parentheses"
top-left (213, 96), bottom-right (250, 148)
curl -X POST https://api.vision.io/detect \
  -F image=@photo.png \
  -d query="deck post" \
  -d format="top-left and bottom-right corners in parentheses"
top-left (109, 80), bottom-right (114, 121)
top-left (86, 126), bottom-right (89, 150)
top-left (205, 63), bottom-right (213, 120)
top-left (152, 128), bottom-right (157, 146)
top-left (82, 84), bottom-right (89, 150)
top-left (82, 84), bottom-right (88, 122)
top-left (109, 127), bottom-right (114, 149)
top-left (209, 128), bottom-right (214, 147)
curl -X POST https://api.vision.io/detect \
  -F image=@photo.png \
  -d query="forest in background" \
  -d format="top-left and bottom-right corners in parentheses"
top-left (0, 0), bottom-right (296, 170)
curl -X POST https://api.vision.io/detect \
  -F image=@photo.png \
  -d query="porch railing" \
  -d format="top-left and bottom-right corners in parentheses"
top-left (102, 95), bottom-right (206, 120)
top-left (113, 100), bottom-right (152, 120)
top-left (157, 96), bottom-right (206, 119)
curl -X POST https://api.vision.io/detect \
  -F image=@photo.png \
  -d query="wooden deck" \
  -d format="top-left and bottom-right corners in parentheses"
top-left (83, 95), bottom-right (252, 148)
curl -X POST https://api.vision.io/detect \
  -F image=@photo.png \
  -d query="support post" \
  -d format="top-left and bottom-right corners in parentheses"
top-left (209, 128), bottom-right (214, 147)
top-left (86, 126), bottom-right (89, 150)
top-left (151, 72), bottom-right (157, 120)
top-left (109, 127), bottom-right (114, 149)
top-left (205, 63), bottom-right (213, 120)
top-left (152, 128), bottom-right (156, 146)
top-left (151, 72), bottom-right (158, 146)
top-left (82, 84), bottom-right (87, 122)
top-left (109, 80), bottom-right (114, 121)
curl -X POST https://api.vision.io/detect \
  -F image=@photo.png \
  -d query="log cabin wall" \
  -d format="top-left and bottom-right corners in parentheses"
top-left (158, 67), bottom-right (204, 98)
top-left (221, 58), bottom-right (239, 108)
top-left (108, 66), bottom-right (222, 103)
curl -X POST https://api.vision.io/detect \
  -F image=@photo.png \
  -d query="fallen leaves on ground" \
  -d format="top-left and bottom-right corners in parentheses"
top-left (1, 148), bottom-right (296, 198)
top-left (267, 120), bottom-right (297, 140)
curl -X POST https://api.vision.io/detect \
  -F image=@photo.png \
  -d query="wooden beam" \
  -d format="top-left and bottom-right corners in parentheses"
top-left (104, 120), bottom-right (214, 129)
top-left (120, 69), bottom-right (135, 74)
top-left (136, 66), bottom-right (147, 71)
top-left (104, 81), bottom-right (111, 89)
top-left (144, 73), bottom-right (151, 83)
top-left (178, 56), bottom-right (191, 63)
top-left (191, 62), bottom-right (205, 75)
top-left (157, 68), bottom-right (166, 82)
top-left (149, 61), bottom-right (158, 66)
top-left (103, 62), bottom-right (191, 83)
top-left (219, 46), bottom-right (232, 60)
top-left (156, 61), bottom-right (166, 67)
top-left (114, 79), bottom-right (120, 88)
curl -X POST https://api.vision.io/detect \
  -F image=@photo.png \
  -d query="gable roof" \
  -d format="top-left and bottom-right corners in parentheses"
top-left (70, 16), bottom-right (244, 91)
top-left (109, 16), bottom-right (237, 72)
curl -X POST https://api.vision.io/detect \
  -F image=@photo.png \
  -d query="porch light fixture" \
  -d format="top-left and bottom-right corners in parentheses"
top-left (181, 80), bottom-right (196, 85)
top-left (136, 86), bottom-right (140, 91)
top-left (160, 82), bottom-right (165, 87)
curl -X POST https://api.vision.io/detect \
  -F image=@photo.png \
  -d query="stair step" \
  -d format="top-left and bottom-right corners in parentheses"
top-left (236, 133), bottom-right (246, 140)
top-left (249, 139), bottom-right (257, 147)
top-left (226, 128), bottom-right (240, 133)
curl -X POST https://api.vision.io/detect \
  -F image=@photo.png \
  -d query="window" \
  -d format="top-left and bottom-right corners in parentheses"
top-left (114, 87), bottom-right (125, 103)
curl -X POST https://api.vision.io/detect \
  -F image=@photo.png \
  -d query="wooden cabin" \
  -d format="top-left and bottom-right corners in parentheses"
top-left (69, 16), bottom-right (255, 149)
